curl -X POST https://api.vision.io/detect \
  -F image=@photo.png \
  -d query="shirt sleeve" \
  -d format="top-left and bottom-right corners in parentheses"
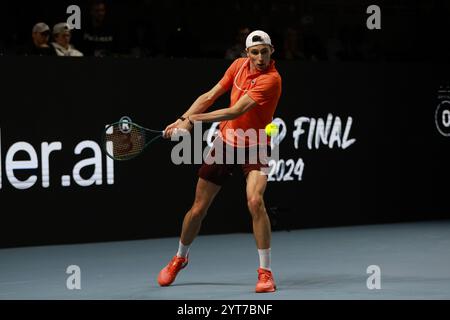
top-left (218, 58), bottom-right (241, 91)
top-left (247, 74), bottom-right (281, 106)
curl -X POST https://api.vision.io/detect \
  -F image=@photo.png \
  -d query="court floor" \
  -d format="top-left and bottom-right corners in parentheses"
top-left (1, 220), bottom-right (449, 299)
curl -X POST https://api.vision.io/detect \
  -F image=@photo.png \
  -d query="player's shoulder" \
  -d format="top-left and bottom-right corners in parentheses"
top-left (232, 57), bottom-right (248, 67)
top-left (270, 62), bottom-right (282, 80)
top-left (226, 57), bottom-right (247, 73)
top-left (260, 69), bottom-right (282, 86)
top-left (270, 70), bottom-right (282, 83)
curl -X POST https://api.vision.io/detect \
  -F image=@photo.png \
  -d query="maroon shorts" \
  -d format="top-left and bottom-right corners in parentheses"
top-left (198, 139), bottom-right (270, 186)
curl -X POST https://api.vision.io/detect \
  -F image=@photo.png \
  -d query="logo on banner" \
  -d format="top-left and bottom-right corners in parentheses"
top-left (0, 128), bottom-right (114, 190)
top-left (266, 114), bottom-right (356, 182)
top-left (436, 84), bottom-right (450, 137)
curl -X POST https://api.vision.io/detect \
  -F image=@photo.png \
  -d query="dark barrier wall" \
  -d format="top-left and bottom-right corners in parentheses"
top-left (1, 57), bottom-right (449, 247)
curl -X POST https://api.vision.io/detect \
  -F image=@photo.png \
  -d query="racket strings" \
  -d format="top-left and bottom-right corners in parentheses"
top-left (106, 124), bottom-right (146, 160)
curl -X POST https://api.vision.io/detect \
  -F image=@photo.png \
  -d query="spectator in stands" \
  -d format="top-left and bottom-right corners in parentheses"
top-left (51, 23), bottom-right (83, 57)
top-left (300, 15), bottom-right (326, 61)
top-left (326, 29), bottom-right (345, 62)
top-left (225, 26), bottom-right (250, 59)
top-left (129, 20), bottom-right (157, 58)
top-left (81, 0), bottom-right (116, 57)
top-left (282, 26), bottom-right (305, 60)
top-left (29, 22), bottom-right (55, 56)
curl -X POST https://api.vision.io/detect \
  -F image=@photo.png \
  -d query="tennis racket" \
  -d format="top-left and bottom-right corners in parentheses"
top-left (102, 118), bottom-right (165, 161)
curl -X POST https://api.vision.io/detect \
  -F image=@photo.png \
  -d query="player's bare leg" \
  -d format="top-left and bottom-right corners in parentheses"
top-left (246, 170), bottom-right (276, 292)
top-left (158, 178), bottom-right (221, 286)
top-left (246, 170), bottom-right (271, 249)
top-left (180, 178), bottom-right (222, 245)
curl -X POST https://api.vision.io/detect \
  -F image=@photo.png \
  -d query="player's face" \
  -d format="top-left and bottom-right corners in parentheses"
top-left (247, 44), bottom-right (273, 71)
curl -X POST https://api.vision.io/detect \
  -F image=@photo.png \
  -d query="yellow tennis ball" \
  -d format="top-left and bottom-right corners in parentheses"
top-left (265, 123), bottom-right (279, 137)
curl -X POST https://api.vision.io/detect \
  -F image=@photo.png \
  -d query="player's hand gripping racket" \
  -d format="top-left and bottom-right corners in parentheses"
top-left (102, 117), bottom-right (165, 161)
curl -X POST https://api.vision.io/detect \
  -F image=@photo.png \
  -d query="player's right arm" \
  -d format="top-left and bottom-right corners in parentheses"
top-left (182, 83), bottom-right (227, 118)
top-left (163, 83), bottom-right (227, 138)
top-left (164, 58), bottom-right (241, 138)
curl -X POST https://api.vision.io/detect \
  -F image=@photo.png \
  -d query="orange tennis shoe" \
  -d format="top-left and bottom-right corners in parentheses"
top-left (157, 255), bottom-right (188, 286)
top-left (255, 268), bottom-right (276, 293)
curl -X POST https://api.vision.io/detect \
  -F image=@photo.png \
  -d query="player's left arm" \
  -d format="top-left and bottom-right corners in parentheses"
top-left (189, 94), bottom-right (257, 123)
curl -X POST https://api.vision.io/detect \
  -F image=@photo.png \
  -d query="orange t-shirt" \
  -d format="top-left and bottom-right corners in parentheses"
top-left (218, 57), bottom-right (282, 147)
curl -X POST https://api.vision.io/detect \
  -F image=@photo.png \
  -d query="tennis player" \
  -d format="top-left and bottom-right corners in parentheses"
top-left (159, 30), bottom-right (282, 293)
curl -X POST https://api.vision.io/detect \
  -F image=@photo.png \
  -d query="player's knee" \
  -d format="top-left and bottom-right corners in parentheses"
top-left (247, 196), bottom-right (264, 215)
top-left (190, 204), bottom-right (207, 221)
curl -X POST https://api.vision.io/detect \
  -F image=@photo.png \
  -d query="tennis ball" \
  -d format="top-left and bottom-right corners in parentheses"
top-left (265, 123), bottom-right (279, 137)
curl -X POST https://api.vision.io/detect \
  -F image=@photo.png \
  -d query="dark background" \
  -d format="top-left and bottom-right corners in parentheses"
top-left (0, 1), bottom-right (449, 248)
top-left (0, 57), bottom-right (449, 248)
top-left (1, 0), bottom-right (450, 62)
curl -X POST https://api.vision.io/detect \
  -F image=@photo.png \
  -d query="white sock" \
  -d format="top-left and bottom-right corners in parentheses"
top-left (258, 248), bottom-right (271, 271)
top-left (176, 240), bottom-right (190, 258)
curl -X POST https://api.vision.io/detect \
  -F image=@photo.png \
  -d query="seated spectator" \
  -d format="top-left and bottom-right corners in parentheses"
top-left (300, 15), bottom-right (327, 61)
top-left (81, 0), bottom-right (116, 57)
top-left (51, 23), bottom-right (83, 57)
top-left (326, 29), bottom-right (345, 62)
top-left (282, 26), bottom-right (306, 60)
top-left (29, 22), bottom-right (55, 56)
top-left (225, 26), bottom-right (250, 59)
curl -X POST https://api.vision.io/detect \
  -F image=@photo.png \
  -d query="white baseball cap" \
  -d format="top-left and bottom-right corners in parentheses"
top-left (52, 22), bottom-right (71, 34)
top-left (245, 30), bottom-right (272, 49)
top-left (32, 22), bottom-right (50, 33)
